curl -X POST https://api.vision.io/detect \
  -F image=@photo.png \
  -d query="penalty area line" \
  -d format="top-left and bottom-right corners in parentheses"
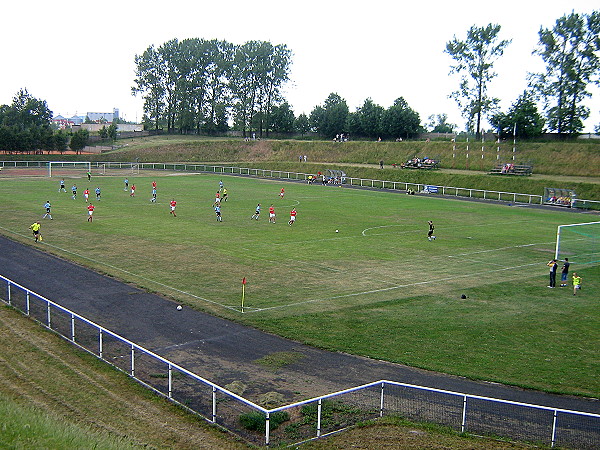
top-left (247, 260), bottom-right (542, 313)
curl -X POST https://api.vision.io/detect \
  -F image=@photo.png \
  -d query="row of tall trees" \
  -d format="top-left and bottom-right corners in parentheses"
top-left (132, 38), bottom-right (292, 137)
top-left (446, 11), bottom-right (600, 137)
top-left (309, 94), bottom-right (422, 140)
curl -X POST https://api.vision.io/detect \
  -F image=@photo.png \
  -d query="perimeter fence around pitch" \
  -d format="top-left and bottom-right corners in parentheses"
top-left (2, 274), bottom-right (599, 448)
top-left (1, 160), bottom-right (600, 210)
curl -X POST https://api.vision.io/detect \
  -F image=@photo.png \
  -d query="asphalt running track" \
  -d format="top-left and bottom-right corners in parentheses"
top-left (1, 234), bottom-right (599, 417)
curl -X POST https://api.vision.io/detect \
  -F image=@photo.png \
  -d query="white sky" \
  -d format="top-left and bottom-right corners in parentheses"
top-left (1, 0), bottom-right (598, 132)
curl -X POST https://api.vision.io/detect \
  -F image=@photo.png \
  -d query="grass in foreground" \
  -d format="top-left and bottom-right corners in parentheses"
top-left (0, 171), bottom-right (598, 397)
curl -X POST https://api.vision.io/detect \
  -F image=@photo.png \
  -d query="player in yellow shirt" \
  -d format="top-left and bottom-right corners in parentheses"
top-left (29, 222), bottom-right (42, 242)
top-left (572, 273), bottom-right (582, 296)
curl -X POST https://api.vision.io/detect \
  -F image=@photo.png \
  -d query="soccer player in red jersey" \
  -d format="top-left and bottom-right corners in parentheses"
top-left (279, 187), bottom-right (285, 198)
top-left (83, 188), bottom-right (89, 203)
top-left (288, 208), bottom-right (297, 226)
top-left (269, 205), bottom-right (276, 223)
top-left (130, 184), bottom-right (136, 197)
top-left (170, 199), bottom-right (177, 217)
top-left (87, 203), bottom-right (95, 222)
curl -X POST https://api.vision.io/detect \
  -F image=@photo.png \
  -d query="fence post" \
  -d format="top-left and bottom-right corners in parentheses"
top-left (317, 398), bottom-right (322, 437)
top-left (551, 409), bottom-right (558, 447)
top-left (380, 382), bottom-right (385, 417)
top-left (46, 302), bottom-right (51, 328)
top-left (130, 344), bottom-right (135, 377)
top-left (168, 364), bottom-right (173, 399)
top-left (265, 411), bottom-right (270, 446)
top-left (71, 314), bottom-right (75, 342)
top-left (461, 395), bottom-right (467, 432)
top-left (99, 330), bottom-right (103, 358)
top-left (7, 281), bottom-right (11, 305)
top-left (212, 386), bottom-right (217, 423)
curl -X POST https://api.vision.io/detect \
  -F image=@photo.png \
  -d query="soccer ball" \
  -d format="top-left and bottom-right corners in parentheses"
top-left (176, 305), bottom-right (182, 311)
top-left (335, 229), bottom-right (339, 233)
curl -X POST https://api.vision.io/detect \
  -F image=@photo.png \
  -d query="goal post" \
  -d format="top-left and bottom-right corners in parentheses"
top-left (555, 221), bottom-right (600, 264)
top-left (48, 161), bottom-right (91, 177)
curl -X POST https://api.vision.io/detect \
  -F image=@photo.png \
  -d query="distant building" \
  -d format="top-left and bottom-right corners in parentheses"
top-left (52, 115), bottom-right (74, 130)
top-left (86, 108), bottom-right (119, 123)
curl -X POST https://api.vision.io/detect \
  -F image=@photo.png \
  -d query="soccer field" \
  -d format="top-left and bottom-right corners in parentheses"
top-left (0, 171), bottom-right (598, 397)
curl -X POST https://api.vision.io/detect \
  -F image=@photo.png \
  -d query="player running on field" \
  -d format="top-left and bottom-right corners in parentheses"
top-left (214, 204), bottom-right (222, 221)
top-left (572, 273), bottom-right (582, 296)
top-left (130, 184), bottom-right (136, 197)
top-left (214, 191), bottom-right (221, 206)
top-left (95, 187), bottom-right (101, 200)
top-left (427, 221), bottom-right (436, 241)
top-left (59, 179), bottom-right (66, 192)
top-left (222, 188), bottom-right (228, 202)
top-left (71, 184), bottom-right (77, 199)
top-left (279, 187), bottom-right (285, 198)
top-left (151, 188), bottom-right (157, 202)
top-left (251, 203), bottom-right (261, 220)
top-left (170, 199), bottom-right (177, 216)
top-left (269, 205), bottom-right (276, 223)
top-left (43, 201), bottom-right (53, 219)
top-left (87, 203), bottom-right (95, 222)
top-left (83, 188), bottom-right (89, 202)
top-left (29, 222), bottom-right (42, 242)
top-left (288, 208), bottom-right (297, 226)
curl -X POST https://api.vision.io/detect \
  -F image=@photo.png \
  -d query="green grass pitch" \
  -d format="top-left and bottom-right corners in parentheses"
top-left (0, 170), bottom-right (598, 397)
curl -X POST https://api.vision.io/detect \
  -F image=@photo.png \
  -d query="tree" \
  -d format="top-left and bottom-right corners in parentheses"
top-left (380, 97), bottom-right (422, 139)
top-left (530, 11), bottom-right (600, 135)
top-left (427, 114), bottom-right (456, 133)
top-left (0, 89), bottom-right (53, 153)
top-left (294, 113), bottom-right (310, 136)
top-left (354, 98), bottom-right (384, 138)
top-left (490, 91), bottom-right (545, 139)
top-left (70, 128), bottom-right (89, 154)
top-left (446, 24), bottom-right (511, 137)
top-left (98, 126), bottom-right (108, 139)
top-left (269, 102), bottom-right (295, 133)
top-left (310, 93), bottom-right (348, 138)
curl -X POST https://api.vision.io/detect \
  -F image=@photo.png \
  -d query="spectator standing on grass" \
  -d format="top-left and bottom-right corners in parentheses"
top-left (572, 272), bottom-right (582, 296)
top-left (87, 203), bottom-right (95, 222)
top-left (547, 259), bottom-right (558, 288)
top-left (43, 201), bottom-right (52, 220)
top-left (59, 179), bottom-right (66, 192)
top-left (560, 258), bottom-right (570, 287)
top-left (380, 160), bottom-right (384, 169)
top-left (71, 184), bottom-right (77, 200)
top-left (29, 221), bottom-right (42, 242)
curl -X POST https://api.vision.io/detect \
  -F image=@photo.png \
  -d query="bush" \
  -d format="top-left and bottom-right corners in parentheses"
top-left (239, 410), bottom-right (289, 432)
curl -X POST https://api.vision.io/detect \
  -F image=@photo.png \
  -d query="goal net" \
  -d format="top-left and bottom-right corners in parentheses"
top-left (555, 221), bottom-right (600, 265)
top-left (48, 161), bottom-right (91, 177)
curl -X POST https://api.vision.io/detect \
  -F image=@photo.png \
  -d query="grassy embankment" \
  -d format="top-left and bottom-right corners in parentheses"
top-left (0, 306), bottom-right (531, 449)
top-left (4, 135), bottom-right (599, 199)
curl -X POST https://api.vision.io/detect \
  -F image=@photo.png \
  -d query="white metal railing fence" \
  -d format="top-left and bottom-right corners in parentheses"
top-left (1, 160), bottom-right (599, 210)
top-left (2, 274), bottom-right (599, 447)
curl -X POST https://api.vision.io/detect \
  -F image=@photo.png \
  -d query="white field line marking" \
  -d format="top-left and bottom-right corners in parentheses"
top-left (247, 260), bottom-right (543, 313)
top-left (0, 226), bottom-right (240, 312)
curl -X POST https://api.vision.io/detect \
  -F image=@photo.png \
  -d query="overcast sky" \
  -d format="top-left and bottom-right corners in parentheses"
top-left (1, 0), bottom-right (598, 132)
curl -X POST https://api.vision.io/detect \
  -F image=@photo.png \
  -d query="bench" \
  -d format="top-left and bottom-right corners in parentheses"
top-left (489, 163), bottom-right (532, 176)
top-left (399, 158), bottom-right (440, 170)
